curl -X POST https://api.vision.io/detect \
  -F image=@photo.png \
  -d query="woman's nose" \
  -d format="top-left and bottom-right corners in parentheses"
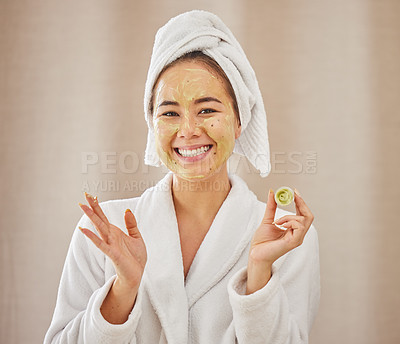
top-left (177, 115), bottom-right (201, 138)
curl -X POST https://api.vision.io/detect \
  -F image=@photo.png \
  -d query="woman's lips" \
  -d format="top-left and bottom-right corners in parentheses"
top-left (173, 144), bottom-right (213, 162)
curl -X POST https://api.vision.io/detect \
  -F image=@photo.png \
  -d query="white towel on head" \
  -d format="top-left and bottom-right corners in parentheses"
top-left (143, 10), bottom-right (271, 177)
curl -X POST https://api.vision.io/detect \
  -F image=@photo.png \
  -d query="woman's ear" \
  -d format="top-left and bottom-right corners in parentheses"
top-left (235, 123), bottom-right (241, 140)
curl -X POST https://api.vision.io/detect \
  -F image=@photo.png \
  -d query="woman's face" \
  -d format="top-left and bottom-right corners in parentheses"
top-left (152, 60), bottom-right (241, 181)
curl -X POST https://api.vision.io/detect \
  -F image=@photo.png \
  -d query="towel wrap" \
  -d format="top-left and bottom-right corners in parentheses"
top-left (143, 10), bottom-right (271, 177)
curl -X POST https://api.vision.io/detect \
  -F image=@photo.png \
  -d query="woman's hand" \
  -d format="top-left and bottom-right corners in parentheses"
top-left (246, 189), bottom-right (314, 294)
top-left (78, 193), bottom-right (147, 323)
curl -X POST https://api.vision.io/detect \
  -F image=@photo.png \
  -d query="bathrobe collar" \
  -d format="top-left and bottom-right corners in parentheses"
top-left (135, 172), bottom-right (261, 343)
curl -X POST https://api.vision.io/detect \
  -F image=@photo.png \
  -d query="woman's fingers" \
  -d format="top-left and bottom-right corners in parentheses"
top-left (262, 190), bottom-right (277, 224)
top-left (274, 215), bottom-right (305, 225)
top-left (281, 220), bottom-right (302, 231)
top-left (124, 209), bottom-right (141, 239)
top-left (79, 203), bottom-right (110, 241)
top-left (79, 226), bottom-right (109, 254)
top-left (281, 220), bottom-right (307, 247)
top-left (293, 190), bottom-right (314, 225)
top-left (85, 193), bottom-right (110, 226)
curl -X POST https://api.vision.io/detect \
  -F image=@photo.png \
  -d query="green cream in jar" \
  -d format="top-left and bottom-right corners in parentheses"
top-left (275, 186), bottom-right (294, 206)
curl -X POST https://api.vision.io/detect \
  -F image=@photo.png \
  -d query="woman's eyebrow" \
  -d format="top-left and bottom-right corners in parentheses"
top-left (194, 97), bottom-right (222, 104)
top-left (157, 97), bottom-right (222, 109)
top-left (158, 100), bottom-right (179, 108)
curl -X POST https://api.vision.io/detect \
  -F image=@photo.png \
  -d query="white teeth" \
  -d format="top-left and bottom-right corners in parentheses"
top-left (177, 145), bottom-right (211, 157)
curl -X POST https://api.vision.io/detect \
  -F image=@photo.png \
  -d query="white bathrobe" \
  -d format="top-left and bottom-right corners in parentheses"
top-left (44, 173), bottom-right (320, 344)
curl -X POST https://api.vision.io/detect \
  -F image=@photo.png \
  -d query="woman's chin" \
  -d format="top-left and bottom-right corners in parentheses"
top-left (162, 150), bottom-right (230, 182)
top-left (172, 169), bottom-right (210, 181)
top-left (169, 162), bottom-right (228, 183)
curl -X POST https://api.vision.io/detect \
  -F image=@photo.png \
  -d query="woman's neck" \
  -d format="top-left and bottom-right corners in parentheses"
top-left (171, 168), bottom-right (231, 220)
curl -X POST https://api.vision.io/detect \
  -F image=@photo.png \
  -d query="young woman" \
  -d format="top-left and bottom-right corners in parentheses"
top-left (45, 10), bottom-right (319, 344)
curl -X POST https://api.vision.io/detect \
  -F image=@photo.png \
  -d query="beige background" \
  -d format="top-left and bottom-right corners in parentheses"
top-left (1, 0), bottom-right (399, 343)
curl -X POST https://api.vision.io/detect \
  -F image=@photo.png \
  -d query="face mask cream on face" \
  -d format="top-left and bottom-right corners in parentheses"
top-left (152, 61), bottom-right (240, 181)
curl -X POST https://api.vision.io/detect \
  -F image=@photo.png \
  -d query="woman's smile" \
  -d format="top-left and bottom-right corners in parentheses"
top-left (174, 144), bottom-right (213, 162)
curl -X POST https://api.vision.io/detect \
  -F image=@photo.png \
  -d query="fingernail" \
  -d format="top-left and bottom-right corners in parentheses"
top-left (125, 208), bottom-right (132, 213)
top-left (85, 192), bottom-right (94, 199)
top-left (269, 188), bottom-right (274, 194)
top-left (294, 188), bottom-right (301, 197)
top-left (79, 203), bottom-right (90, 211)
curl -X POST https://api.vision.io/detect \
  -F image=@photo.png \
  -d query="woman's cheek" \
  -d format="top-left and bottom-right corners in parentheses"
top-left (154, 119), bottom-right (179, 159)
top-left (203, 117), bottom-right (236, 158)
top-left (202, 117), bottom-right (223, 139)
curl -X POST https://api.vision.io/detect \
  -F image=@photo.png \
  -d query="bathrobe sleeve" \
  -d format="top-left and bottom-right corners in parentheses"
top-left (44, 212), bottom-right (142, 344)
top-left (227, 225), bottom-right (320, 344)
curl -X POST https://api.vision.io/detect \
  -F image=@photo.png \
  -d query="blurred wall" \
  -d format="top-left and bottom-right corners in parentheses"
top-left (1, 0), bottom-right (399, 343)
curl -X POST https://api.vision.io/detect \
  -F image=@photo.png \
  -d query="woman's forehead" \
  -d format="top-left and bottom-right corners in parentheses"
top-left (159, 62), bottom-right (220, 85)
top-left (154, 61), bottom-right (228, 100)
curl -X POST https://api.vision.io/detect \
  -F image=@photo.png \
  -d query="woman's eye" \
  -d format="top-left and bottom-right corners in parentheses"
top-left (199, 109), bottom-right (216, 114)
top-left (162, 111), bottom-right (179, 117)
